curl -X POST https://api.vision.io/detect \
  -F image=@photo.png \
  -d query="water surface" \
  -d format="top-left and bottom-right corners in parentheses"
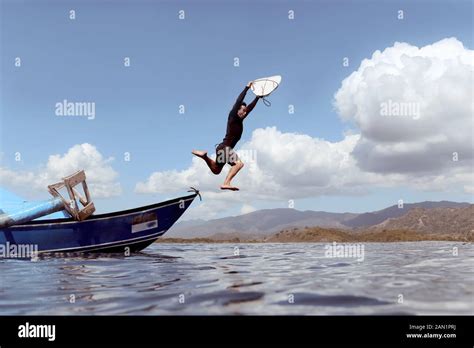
top-left (0, 242), bottom-right (472, 315)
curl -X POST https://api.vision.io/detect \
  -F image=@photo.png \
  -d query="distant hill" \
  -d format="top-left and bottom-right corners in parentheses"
top-left (168, 201), bottom-right (471, 239)
top-left (342, 201), bottom-right (470, 229)
top-left (370, 205), bottom-right (473, 236)
top-left (168, 208), bottom-right (357, 239)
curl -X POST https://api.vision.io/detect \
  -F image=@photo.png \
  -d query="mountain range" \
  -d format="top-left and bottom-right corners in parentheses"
top-left (167, 201), bottom-right (471, 239)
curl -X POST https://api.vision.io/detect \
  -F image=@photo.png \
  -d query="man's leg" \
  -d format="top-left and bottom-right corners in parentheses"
top-left (221, 160), bottom-right (244, 191)
top-left (192, 150), bottom-right (223, 175)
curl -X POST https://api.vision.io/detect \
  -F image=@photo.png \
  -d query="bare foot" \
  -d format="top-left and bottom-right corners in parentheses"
top-left (192, 150), bottom-right (207, 158)
top-left (220, 185), bottom-right (239, 191)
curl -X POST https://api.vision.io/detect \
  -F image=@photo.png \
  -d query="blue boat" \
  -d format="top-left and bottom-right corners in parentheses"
top-left (0, 190), bottom-right (200, 255)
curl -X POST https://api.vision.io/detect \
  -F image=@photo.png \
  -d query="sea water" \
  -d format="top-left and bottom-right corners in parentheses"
top-left (0, 242), bottom-right (472, 315)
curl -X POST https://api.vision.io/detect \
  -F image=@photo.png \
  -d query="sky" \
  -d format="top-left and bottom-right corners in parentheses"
top-left (0, 0), bottom-right (473, 219)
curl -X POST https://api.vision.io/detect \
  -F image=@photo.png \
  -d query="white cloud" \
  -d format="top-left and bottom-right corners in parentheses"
top-left (135, 162), bottom-right (205, 194)
top-left (135, 126), bottom-right (369, 201)
top-left (334, 37), bottom-right (474, 176)
top-left (179, 191), bottom-right (242, 220)
top-left (241, 204), bottom-right (256, 215)
top-left (0, 144), bottom-right (121, 198)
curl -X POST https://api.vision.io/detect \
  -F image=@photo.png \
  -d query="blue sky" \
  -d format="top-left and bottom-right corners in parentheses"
top-left (1, 0), bottom-right (473, 217)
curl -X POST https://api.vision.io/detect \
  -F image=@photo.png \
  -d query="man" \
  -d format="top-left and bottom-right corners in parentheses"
top-left (192, 81), bottom-right (261, 191)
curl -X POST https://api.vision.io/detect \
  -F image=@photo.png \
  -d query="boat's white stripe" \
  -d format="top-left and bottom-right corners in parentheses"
top-left (12, 197), bottom-right (195, 228)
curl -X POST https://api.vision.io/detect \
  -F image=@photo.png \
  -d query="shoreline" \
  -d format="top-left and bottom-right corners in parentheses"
top-left (156, 227), bottom-right (473, 244)
top-left (155, 238), bottom-right (473, 244)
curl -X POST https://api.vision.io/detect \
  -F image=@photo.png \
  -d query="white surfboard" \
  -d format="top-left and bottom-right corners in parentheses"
top-left (251, 75), bottom-right (282, 97)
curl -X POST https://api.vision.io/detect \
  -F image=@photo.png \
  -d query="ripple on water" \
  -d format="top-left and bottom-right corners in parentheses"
top-left (276, 293), bottom-right (391, 307)
top-left (224, 270), bottom-right (250, 274)
top-left (307, 265), bottom-right (326, 270)
top-left (327, 262), bottom-right (352, 267)
top-left (219, 255), bottom-right (249, 259)
top-left (385, 280), bottom-right (421, 288)
top-left (187, 290), bottom-right (265, 306)
top-left (136, 278), bottom-right (181, 292)
top-left (283, 251), bottom-right (306, 255)
top-left (194, 266), bottom-right (217, 270)
top-left (228, 281), bottom-right (264, 289)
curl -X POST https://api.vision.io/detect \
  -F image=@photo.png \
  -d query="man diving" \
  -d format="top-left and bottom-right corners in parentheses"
top-left (192, 81), bottom-right (261, 191)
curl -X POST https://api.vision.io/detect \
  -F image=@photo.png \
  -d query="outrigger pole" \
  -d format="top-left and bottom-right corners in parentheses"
top-left (0, 170), bottom-right (95, 229)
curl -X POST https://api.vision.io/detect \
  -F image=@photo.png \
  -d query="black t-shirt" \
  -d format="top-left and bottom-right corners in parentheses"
top-left (223, 113), bottom-right (244, 148)
top-left (222, 86), bottom-right (258, 148)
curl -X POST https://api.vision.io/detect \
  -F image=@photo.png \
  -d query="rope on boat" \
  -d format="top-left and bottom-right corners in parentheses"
top-left (187, 187), bottom-right (202, 201)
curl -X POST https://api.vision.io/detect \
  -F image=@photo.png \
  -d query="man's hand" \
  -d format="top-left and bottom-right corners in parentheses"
top-left (247, 81), bottom-right (254, 88)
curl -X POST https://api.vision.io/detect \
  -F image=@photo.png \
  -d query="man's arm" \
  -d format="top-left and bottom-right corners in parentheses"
top-left (242, 96), bottom-right (260, 119)
top-left (230, 82), bottom-right (252, 113)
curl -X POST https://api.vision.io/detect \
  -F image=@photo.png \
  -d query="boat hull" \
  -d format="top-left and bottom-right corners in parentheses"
top-left (0, 193), bottom-right (198, 254)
